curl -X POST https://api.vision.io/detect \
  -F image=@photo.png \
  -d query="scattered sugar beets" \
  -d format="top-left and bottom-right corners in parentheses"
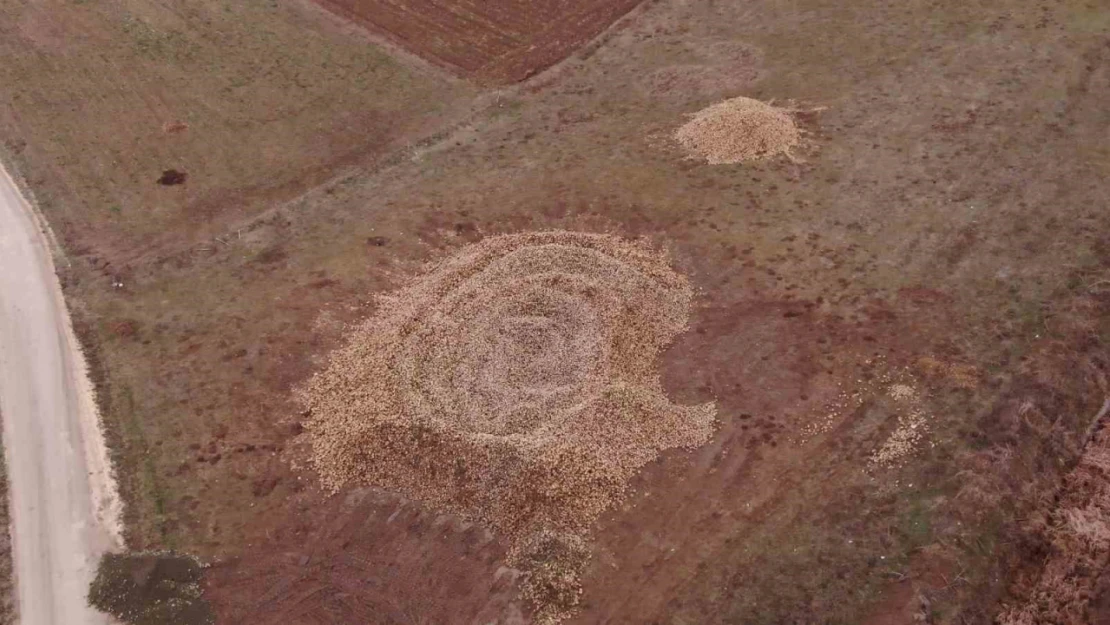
top-left (298, 231), bottom-right (716, 623)
top-left (675, 96), bottom-right (801, 164)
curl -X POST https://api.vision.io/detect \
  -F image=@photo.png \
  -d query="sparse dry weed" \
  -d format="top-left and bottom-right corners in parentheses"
top-left (998, 406), bottom-right (1110, 625)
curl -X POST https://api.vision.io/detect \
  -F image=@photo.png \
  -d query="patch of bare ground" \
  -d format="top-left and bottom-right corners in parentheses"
top-left (204, 488), bottom-right (526, 624)
top-left (4, 0), bottom-right (1110, 622)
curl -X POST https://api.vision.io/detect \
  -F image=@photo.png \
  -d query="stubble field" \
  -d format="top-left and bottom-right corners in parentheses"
top-left (3, 0), bottom-right (1110, 623)
top-left (0, 0), bottom-right (477, 262)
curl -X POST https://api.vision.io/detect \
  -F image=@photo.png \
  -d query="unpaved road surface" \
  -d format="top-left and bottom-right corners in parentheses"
top-left (0, 164), bottom-right (120, 624)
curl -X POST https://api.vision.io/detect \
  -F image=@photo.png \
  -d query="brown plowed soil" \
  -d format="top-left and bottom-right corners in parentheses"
top-left (205, 488), bottom-right (525, 624)
top-left (198, 290), bottom-right (919, 624)
top-left (313, 0), bottom-right (643, 83)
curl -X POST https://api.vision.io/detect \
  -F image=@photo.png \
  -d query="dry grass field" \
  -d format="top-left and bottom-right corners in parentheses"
top-left (0, 0), bottom-right (477, 262)
top-left (2, 0), bottom-right (1110, 622)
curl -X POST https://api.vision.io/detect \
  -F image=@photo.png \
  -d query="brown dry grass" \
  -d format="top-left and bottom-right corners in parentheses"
top-left (299, 231), bottom-right (715, 622)
top-left (0, 0), bottom-right (474, 261)
top-left (998, 396), bottom-right (1110, 625)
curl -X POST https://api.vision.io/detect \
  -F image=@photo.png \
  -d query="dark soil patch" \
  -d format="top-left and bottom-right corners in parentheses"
top-left (89, 552), bottom-right (212, 625)
top-left (157, 170), bottom-right (188, 186)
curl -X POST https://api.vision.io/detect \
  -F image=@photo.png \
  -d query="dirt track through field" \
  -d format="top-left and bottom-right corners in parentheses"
top-left (0, 164), bottom-right (122, 623)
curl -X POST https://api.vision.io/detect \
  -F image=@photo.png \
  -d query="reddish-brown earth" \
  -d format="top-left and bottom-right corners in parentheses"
top-left (196, 263), bottom-right (1007, 624)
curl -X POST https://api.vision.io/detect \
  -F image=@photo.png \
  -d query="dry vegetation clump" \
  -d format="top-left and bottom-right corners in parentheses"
top-left (674, 96), bottom-right (802, 164)
top-left (916, 356), bottom-right (982, 389)
top-left (299, 231), bottom-right (716, 622)
top-left (998, 402), bottom-right (1110, 625)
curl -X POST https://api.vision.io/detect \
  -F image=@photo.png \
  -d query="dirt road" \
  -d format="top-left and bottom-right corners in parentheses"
top-left (0, 164), bottom-right (121, 624)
